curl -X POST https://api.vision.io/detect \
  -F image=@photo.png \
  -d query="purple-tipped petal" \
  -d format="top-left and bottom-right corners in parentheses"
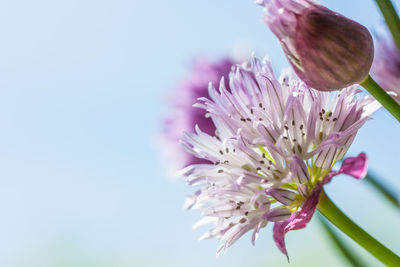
top-left (297, 184), bottom-right (308, 196)
top-left (289, 155), bottom-right (309, 183)
top-left (265, 206), bottom-right (292, 222)
top-left (266, 188), bottom-right (297, 205)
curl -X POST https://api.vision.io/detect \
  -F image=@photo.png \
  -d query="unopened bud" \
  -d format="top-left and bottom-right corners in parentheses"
top-left (258, 0), bottom-right (374, 91)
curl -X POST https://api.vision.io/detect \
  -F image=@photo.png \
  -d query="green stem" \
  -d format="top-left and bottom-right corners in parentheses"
top-left (361, 75), bottom-right (400, 123)
top-left (317, 214), bottom-right (365, 267)
top-left (374, 0), bottom-right (400, 53)
top-left (317, 190), bottom-right (400, 266)
top-left (365, 172), bottom-right (399, 207)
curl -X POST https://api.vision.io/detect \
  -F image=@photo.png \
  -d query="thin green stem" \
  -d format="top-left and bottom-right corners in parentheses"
top-left (317, 214), bottom-right (365, 267)
top-left (365, 172), bottom-right (399, 207)
top-left (317, 190), bottom-right (400, 266)
top-left (361, 75), bottom-right (400, 123)
top-left (374, 0), bottom-right (400, 53)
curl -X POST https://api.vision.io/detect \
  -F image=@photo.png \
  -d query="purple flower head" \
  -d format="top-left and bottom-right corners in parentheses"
top-left (180, 56), bottom-right (379, 257)
top-left (257, 0), bottom-right (374, 91)
top-left (372, 35), bottom-right (400, 103)
top-left (161, 58), bottom-right (234, 175)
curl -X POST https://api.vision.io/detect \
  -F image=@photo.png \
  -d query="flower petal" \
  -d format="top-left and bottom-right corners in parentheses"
top-left (340, 152), bottom-right (368, 179)
top-left (273, 153), bottom-right (368, 258)
top-left (266, 188), bottom-right (297, 205)
top-left (272, 186), bottom-right (322, 259)
top-left (265, 206), bottom-right (292, 222)
top-left (323, 153), bottom-right (368, 184)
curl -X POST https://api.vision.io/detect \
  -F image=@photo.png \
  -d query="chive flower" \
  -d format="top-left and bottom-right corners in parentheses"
top-left (372, 35), bottom-right (400, 103)
top-left (180, 56), bottom-right (379, 258)
top-left (161, 58), bottom-right (234, 176)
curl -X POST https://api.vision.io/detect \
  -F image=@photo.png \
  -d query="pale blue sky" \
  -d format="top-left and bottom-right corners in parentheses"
top-left (0, 0), bottom-right (398, 266)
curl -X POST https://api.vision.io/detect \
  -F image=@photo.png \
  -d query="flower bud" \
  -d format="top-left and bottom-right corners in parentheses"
top-left (372, 35), bottom-right (400, 103)
top-left (258, 0), bottom-right (374, 91)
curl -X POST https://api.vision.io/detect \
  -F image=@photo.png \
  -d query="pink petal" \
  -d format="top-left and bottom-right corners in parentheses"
top-left (323, 153), bottom-right (368, 184)
top-left (340, 152), bottom-right (368, 179)
top-left (272, 219), bottom-right (290, 260)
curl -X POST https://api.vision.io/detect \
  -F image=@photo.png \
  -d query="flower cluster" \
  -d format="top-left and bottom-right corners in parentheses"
top-left (161, 58), bottom-right (233, 175)
top-left (372, 36), bottom-right (400, 103)
top-left (180, 56), bottom-right (378, 257)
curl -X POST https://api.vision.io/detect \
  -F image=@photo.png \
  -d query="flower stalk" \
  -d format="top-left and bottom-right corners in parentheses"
top-left (317, 190), bottom-right (400, 266)
top-left (317, 214), bottom-right (365, 267)
top-left (374, 0), bottom-right (400, 53)
top-left (361, 75), bottom-right (400, 123)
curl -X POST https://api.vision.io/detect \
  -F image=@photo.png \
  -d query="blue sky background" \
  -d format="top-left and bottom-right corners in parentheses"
top-left (0, 0), bottom-right (399, 266)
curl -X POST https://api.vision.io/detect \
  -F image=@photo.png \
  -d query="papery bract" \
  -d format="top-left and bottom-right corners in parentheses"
top-left (273, 153), bottom-right (368, 259)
